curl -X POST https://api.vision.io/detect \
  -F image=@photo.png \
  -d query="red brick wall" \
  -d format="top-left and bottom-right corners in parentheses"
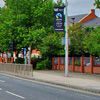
top-left (93, 67), bottom-right (100, 74)
top-left (60, 65), bottom-right (65, 70)
top-left (0, 57), bottom-right (2, 63)
top-left (75, 66), bottom-right (81, 72)
top-left (84, 66), bottom-right (91, 73)
top-left (52, 56), bottom-right (100, 74)
top-left (68, 65), bottom-right (73, 72)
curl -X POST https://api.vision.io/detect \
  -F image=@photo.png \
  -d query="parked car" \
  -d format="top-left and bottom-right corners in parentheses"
top-left (86, 63), bottom-right (90, 66)
top-left (86, 58), bottom-right (100, 67)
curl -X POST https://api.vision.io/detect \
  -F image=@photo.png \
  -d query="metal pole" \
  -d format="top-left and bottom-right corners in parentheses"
top-left (29, 46), bottom-right (31, 64)
top-left (24, 55), bottom-right (26, 65)
top-left (24, 48), bottom-right (26, 65)
top-left (6, 51), bottom-right (7, 63)
top-left (65, 0), bottom-right (68, 77)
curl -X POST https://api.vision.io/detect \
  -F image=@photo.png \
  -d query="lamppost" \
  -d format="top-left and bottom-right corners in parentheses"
top-left (65, 0), bottom-right (68, 77)
top-left (71, 18), bottom-right (75, 24)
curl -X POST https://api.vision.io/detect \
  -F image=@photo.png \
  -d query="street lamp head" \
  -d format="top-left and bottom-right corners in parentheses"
top-left (71, 18), bottom-right (75, 24)
top-left (71, 18), bottom-right (75, 21)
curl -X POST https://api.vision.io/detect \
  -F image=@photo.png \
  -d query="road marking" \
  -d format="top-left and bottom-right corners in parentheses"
top-left (0, 88), bottom-right (2, 90)
top-left (1, 72), bottom-right (100, 97)
top-left (0, 80), bottom-right (5, 82)
top-left (6, 91), bottom-right (25, 99)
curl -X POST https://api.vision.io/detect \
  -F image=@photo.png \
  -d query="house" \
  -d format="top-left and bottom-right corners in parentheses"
top-left (68, 9), bottom-right (100, 27)
top-left (31, 49), bottom-right (41, 58)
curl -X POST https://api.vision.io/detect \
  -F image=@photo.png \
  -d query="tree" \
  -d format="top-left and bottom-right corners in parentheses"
top-left (94, 0), bottom-right (100, 8)
top-left (38, 33), bottom-right (64, 58)
top-left (84, 26), bottom-right (100, 57)
top-left (37, 33), bottom-right (64, 69)
top-left (68, 23), bottom-right (86, 56)
top-left (0, 7), bottom-right (13, 52)
top-left (0, 0), bottom-right (63, 52)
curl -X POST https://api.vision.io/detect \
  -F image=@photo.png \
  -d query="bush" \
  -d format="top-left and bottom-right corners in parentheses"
top-left (31, 57), bottom-right (40, 69)
top-left (15, 57), bottom-right (24, 64)
top-left (36, 59), bottom-right (52, 70)
top-left (75, 61), bottom-right (81, 66)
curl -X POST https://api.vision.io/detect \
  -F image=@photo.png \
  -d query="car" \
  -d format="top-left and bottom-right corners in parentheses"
top-left (86, 63), bottom-right (90, 66)
top-left (86, 58), bottom-right (100, 67)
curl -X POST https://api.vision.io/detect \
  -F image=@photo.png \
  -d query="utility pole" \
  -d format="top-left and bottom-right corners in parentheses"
top-left (65, 0), bottom-right (68, 77)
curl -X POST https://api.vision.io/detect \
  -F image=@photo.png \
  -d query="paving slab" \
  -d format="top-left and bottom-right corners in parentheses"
top-left (33, 70), bottom-right (100, 92)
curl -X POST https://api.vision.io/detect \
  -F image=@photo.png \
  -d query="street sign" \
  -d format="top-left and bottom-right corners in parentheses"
top-left (54, 7), bottom-right (64, 32)
top-left (61, 37), bottom-right (70, 45)
top-left (24, 48), bottom-right (26, 56)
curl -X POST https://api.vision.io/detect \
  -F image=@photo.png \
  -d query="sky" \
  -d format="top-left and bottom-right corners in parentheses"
top-left (0, 0), bottom-right (100, 17)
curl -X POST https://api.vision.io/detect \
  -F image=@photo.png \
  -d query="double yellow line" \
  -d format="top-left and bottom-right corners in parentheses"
top-left (0, 72), bottom-right (100, 97)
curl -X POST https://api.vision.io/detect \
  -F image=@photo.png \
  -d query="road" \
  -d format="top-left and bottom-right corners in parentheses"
top-left (0, 73), bottom-right (100, 100)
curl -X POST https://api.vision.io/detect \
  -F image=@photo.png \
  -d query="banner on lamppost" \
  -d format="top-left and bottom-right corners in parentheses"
top-left (54, 7), bottom-right (64, 32)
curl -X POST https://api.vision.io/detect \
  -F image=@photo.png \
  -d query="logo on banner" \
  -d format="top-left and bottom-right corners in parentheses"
top-left (56, 13), bottom-right (62, 19)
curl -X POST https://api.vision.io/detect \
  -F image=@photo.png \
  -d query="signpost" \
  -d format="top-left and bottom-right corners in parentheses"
top-left (54, 0), bottom-right (68, 77)
top-left (65, 0), bottom-right (68, 77)
top-left (21, 48), bottom-right (26, 64)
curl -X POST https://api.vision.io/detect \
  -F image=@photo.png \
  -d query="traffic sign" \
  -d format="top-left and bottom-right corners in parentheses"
top-left (61, 37), bottom-right (70, 45)
top-left (24, 48), bottom-right (26, 56)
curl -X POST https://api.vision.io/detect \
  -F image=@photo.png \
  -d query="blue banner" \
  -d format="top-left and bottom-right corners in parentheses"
top-left (54, 7), bottom-right (64, 32)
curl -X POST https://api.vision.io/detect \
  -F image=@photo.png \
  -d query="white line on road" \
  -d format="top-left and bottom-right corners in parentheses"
top-left (0, 80), bottom-right (5, 82)
top-left (6, 91), bottom-right (25, 99)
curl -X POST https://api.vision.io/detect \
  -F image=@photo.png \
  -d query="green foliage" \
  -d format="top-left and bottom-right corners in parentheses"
top-left (15, 57), bottom-right (24, 64)
top-left (68, 24), bottom-right (96, 57)
top-left (31, 57), bottom-right (39, 60)
top-left (68, 23), bottom-right (86, 56)
top-left (75, 61), bottom-right (81, 66)
top-left (38, 33), bottom-right (64, 58)
top-left (84, 26), bottom-right (100, 57)
top-left (0, 0), bottom-right (65, 70)
top-left (36, 32), bottom-right (64, 70)
top-left (94, 0), bottom-right (100, 8)
top-left (36, 59), bottom-right (52, 70)
top-left (0, 0), bottom-right (63, 52)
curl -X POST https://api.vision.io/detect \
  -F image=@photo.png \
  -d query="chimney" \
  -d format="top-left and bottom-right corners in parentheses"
top-left (91, 9), bottom-right (95, 15)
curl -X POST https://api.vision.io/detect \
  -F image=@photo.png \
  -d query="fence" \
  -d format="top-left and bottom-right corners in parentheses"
top-left (0, 63), bottom-right (33, 77)
top-left (0, 57), bottom-right (14, 63)
top-left (52, 56), bottom-right (100, 74)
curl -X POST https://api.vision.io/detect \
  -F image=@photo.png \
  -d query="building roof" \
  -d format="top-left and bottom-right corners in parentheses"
top-left (83, 18), bottom-right (100, 27)
top-left (68, 9), bottom-right (100, 27)
top-left (68, 14), bottom-right (87, 25)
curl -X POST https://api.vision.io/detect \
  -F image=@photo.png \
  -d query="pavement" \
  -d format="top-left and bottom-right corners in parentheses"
top-left (32, 70), bottom-right (100, 93)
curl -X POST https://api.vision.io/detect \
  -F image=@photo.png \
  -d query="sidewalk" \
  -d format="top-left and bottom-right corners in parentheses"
top-left (33, 70), bottom-right (100, 93)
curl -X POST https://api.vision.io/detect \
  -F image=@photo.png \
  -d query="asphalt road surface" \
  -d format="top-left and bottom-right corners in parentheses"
top-left (0, 73), bottom-right (100, 100)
